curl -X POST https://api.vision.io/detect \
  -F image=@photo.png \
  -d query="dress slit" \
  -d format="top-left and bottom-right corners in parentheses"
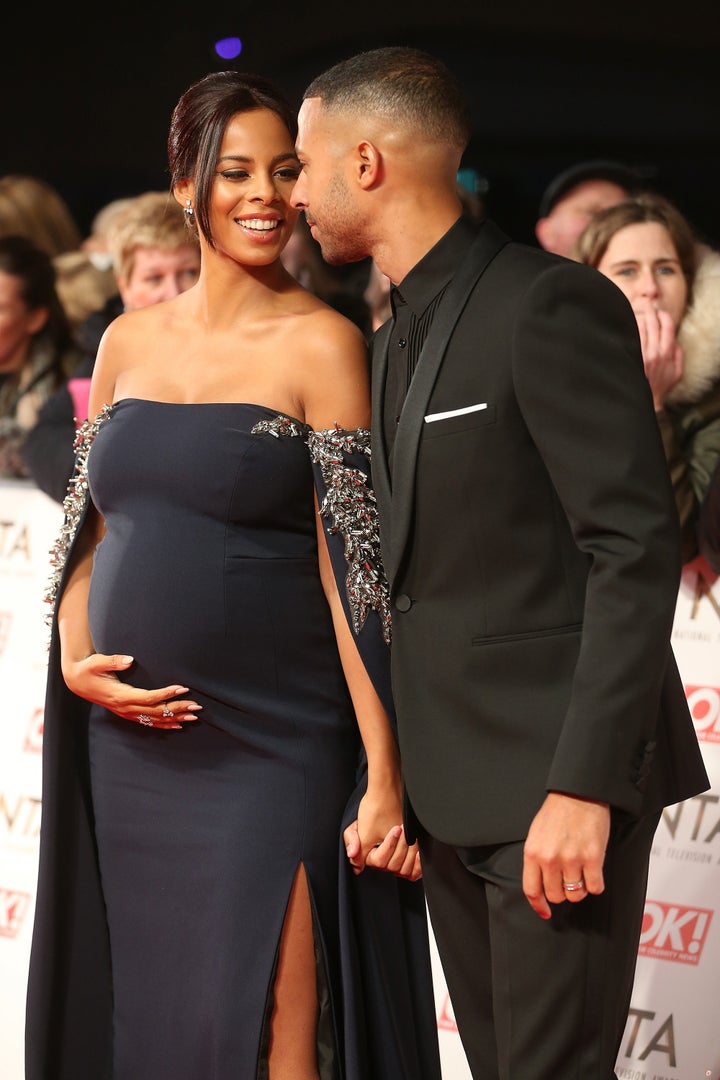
top-left (257, 862), bottom-right (339, 1080)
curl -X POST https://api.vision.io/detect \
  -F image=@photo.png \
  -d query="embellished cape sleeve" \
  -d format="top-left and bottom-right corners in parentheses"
top-left (45, 403), bottom-right (112, 622)
top-left (26, 404), bottom-right (115, 1080)
top-left (307, 424), bottom-right (395, 726)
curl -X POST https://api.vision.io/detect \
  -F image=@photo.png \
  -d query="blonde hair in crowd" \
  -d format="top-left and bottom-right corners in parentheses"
top-left (107, 190), bottom-right (199, 281)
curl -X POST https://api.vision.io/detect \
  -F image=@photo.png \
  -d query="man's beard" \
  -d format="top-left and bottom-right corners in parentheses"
top-left (312, 175), bottom-right (368, 266)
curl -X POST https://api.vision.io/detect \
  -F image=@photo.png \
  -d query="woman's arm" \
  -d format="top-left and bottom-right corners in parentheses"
top-left (54, 320), bottom-right (202, 729)
top-left (302, 307), bottom-right (419, 879)
top-left (57, 502), bottom-right (200, 729)
top-left (315, 503), bottom-right (420, 881)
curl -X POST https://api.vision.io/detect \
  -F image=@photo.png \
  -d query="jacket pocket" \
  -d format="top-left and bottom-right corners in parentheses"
top-left (422, 402), bottom-right (496, 439)
top-left (471, 622), bottom-right (583, 646)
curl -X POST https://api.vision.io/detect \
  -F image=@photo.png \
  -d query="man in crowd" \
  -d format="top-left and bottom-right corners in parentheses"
top-left (534, 159), bottom-right (645, 257)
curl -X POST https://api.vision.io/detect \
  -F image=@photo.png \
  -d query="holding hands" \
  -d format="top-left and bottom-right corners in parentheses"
top-left (344, 786), bottom-right (422, 881)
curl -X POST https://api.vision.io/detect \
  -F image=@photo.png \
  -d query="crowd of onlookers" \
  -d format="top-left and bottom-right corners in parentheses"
top-left (0, 164), bottom-right (718, 573)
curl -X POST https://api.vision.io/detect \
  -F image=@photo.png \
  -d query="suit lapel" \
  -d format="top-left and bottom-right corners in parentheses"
top-left (383, 220), bottom-right (509, 584)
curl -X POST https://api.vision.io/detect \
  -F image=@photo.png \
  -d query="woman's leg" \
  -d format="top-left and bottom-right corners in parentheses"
top-left (268, 863), bottom-right (321, 1080)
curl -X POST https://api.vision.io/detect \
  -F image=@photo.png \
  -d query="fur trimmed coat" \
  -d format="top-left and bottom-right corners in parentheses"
top-left (659, 248), bottom-right (720, 562)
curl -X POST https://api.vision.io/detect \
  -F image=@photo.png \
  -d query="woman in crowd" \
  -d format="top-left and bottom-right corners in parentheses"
top-left (0, 234), bottom-right (80, 476)
top-left (22, 190), bottom-right (201, 503)
top-left (0, 173), bottom-right (83, 257)
top-left (25, 71), bottom-right (440, 1080)
top-left (575, 192), bottom-right (720, 563)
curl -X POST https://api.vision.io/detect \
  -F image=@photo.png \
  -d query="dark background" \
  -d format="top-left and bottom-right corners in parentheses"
top-left (3, 1), bottom-right (719, 249)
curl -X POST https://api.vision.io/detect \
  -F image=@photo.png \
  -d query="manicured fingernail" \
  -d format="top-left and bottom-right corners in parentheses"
top-left (186, 704), bottom-right (202, 711)
top-left (174, 687), bottom-right (189, 694)
top-left (121, 655), bottom-right (134, 663)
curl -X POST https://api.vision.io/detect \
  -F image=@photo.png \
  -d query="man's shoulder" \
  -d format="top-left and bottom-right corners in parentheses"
top-left (482, 224), bottom-right (618, 298)
top-left (489, 227), bottom-right (576, 275)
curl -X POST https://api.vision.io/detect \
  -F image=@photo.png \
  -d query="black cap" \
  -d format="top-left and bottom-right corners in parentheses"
top-left (538, 160), bottom-right (653, 218)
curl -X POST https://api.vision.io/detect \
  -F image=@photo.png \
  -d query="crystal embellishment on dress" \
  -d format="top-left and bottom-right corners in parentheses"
top-left (251, 414), bottom-right (310, 440)
top-left (252, 414), bottom-right (392, 644)
top-left (44, 403), bottom-right (114, 624)
top-left (308, 425), bottom-right (392, 645)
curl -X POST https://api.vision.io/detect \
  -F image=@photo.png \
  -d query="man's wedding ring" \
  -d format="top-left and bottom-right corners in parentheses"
top-left (138, 714), bottom-right (153, 727)
top-left (562, 878), bottom-right (585, 892)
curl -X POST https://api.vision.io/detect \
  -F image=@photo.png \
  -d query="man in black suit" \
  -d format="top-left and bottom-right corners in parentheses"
top-left (291, 46), bottom-right (709, 1079)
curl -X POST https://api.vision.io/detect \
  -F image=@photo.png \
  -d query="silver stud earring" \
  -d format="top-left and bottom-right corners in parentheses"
top-left (184, 199), bottom-right (194, 217)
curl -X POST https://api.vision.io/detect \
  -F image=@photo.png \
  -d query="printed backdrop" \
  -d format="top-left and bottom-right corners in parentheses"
top-left (1, 478), bottom-right (718, 1079)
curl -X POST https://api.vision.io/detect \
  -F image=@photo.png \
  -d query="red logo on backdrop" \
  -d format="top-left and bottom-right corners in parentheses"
top-left (0, 611), bottom-right (12, 657)
top-left (685, 685), bottom-right (720, 743)
top-left (437, 992), bottom-right (458, 1032)
top-left (0, 889), bottom-right (31, 939)
top-left (23, 707), bottom-right (43, 753)
top-left (639, 900), bottom-right (713, 964)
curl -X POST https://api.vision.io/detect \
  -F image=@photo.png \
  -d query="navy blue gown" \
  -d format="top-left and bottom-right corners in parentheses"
top-left (26, 398), bottom-right (441, 1080)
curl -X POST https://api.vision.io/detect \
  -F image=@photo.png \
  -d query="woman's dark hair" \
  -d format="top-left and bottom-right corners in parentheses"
top-left (167, 71), bottom-right (297, 248)
top-left (0, 233), bottom-right (74, 355)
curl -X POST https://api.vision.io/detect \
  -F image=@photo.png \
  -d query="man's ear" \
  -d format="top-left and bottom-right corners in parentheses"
top-left (534, 216), bottom-right (552, 250)
top-left (355, 141), bottom-right (382, 189)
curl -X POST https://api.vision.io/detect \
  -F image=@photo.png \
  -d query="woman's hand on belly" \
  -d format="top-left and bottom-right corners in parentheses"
top-left (61, 652), bottom-right (203, 730)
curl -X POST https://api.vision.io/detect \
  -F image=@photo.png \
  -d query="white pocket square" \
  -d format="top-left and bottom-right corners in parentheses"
top-left (424, 403), bottom-right (488, 423)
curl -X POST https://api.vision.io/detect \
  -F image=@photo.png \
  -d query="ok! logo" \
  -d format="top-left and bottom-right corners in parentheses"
top-left (685, 685), bottom-right (720, 743)
top-left (639, 900), bottom-right (713, 965)
top-left (0, 889), bottom-right (31, 939)
top-left (437, 992), bottom-right (458, 1032)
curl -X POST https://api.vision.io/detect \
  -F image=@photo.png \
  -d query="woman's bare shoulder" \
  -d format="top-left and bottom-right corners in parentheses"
top-left (295, 297), bottom-right (368, 366)
top-left (291, 300), bottom-right (371, 431)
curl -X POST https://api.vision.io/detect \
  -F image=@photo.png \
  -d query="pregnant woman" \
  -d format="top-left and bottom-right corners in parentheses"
top-left (25, 70), bottom-right (440, 1080)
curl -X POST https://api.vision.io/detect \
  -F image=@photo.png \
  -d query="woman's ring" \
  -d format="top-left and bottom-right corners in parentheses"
top-left (138, 714), bottom-right (153, 727)
top-left (562, 878), bottom-right (585, 892)
top-left (162, 704), bottom-right (174, 718)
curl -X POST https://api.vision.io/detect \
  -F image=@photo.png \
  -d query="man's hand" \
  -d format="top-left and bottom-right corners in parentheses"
top-left (522, 792), bottom-right (610, 919)
top-left (344, 819), bottom-right (422, 881)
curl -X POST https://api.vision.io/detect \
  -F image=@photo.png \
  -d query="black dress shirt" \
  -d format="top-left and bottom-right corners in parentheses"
top-left (382, 215), bottom-right (478, 466)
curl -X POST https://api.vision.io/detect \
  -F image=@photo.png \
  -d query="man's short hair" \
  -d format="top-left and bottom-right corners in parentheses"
top-left (303, 46), bottom-right (472, 153)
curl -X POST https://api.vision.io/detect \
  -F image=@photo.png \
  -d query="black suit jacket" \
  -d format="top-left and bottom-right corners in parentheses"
top-left (371, 219), bottom-right (709, 847)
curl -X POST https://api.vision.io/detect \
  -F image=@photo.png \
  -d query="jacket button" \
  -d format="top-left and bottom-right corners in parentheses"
top-left (395, 594), bottom-right (412, 612)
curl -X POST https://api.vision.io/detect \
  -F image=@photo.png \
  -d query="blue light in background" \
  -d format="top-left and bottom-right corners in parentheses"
top-left (214, 37), bottom-right (242, 60)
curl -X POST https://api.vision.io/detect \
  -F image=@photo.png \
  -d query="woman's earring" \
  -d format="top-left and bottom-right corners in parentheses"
top-left (184, 199), bottom-right (194, 217)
